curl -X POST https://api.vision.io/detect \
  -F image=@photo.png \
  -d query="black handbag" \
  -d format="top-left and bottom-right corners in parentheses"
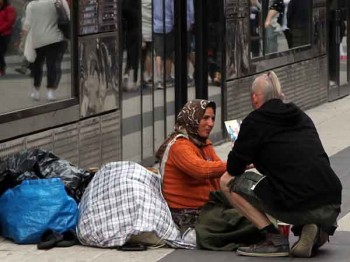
top-left (54, 0), bottom-right (70, 39)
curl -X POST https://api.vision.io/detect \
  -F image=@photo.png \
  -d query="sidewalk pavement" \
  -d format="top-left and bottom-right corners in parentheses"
top-left (1, 95), bottom-right (350, 261)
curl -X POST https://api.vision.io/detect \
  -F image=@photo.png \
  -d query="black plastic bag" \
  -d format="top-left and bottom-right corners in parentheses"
top-left (0, 149), bottom-right (93, 202)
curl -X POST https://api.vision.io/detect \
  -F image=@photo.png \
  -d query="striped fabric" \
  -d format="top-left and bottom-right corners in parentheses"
top-left (77, 161), bottom-right (195, 249)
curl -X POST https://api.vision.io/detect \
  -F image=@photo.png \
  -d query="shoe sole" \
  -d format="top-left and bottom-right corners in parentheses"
top-left (291, 224), bottom-right (318, 257)
top-left (237, 249), bottom-right (289, 257)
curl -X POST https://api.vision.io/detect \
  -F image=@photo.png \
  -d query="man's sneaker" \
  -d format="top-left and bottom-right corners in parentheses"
top-left (291, 224), bottom-right (318, 257)
top-left (30, 89), bottom-right (40, 101)
top-left (236, 233), bottom-right (290, 257)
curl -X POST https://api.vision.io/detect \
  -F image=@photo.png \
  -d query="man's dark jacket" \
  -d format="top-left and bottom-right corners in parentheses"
top-left (227, 99), bottom-right (342, 210)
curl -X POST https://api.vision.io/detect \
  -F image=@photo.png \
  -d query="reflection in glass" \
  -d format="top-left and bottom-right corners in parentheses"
top-left (250, 0), bottom-right (262, 58)
top-left (225, 20), bottom-right (236, 80)
top-left (141, 0), bottom-right (153, 89)
top-left (208, 0), bottom-right (223, 86)
top-left (0, 0), bottom-right (72, 114)
top-left (79, 35), bottom-right (119, 118)
top-left (286, 0), bottom-right (311, 48)
top-left (260, 0), bottom-right (311, 55)
top-left (329, 0), bottom-right (347, 87)
top-left (121, 0), bottom-right (142, 162)
top-left (0, 0), bottom-right (16, 77)
top-left (264, 0), bottom-right (288, 54)
top-left (122, 0), bottom-right (141, 91)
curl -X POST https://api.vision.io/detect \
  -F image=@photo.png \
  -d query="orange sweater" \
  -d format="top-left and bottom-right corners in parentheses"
top-left (162, 138), bottom-right (226, 209)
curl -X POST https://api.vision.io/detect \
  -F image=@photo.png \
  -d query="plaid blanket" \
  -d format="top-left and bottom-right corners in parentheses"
top-left (77, 161), bottom-right (195, 248)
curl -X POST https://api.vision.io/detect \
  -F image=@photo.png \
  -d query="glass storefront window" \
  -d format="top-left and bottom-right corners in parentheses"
top-left (250, 0), bottom-right (312, 58)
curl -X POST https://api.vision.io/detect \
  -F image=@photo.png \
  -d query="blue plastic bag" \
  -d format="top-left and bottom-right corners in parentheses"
top-left (0, 178), bottom-right (78, 244)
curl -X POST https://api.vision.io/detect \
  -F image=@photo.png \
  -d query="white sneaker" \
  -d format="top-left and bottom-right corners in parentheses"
top-left (156, 81), bottom-right (164, 89)
top-left (47, 89), bottom-right (57, 101)
top-left (123, 73), bottom-right (129, 85)
top-left (30, 89), bottom-right (40, 101)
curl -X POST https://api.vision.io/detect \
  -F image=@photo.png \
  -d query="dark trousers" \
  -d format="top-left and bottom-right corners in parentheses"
top-left (33, 41), bottom-right (67, 89)
top-left (124, 29), bottom-right (140, 82)
top-left (0, 35), bottom-right (10, 71)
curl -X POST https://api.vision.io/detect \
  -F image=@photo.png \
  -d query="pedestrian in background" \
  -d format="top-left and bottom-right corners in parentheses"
top-left (15, 0), bottom-right (34, 76)
top-left (153, 0), bottom-right (174, 89)
top-left (0, 0), bottom-right (16, 76)
top-left (23, 0), bottom-right (70, 101)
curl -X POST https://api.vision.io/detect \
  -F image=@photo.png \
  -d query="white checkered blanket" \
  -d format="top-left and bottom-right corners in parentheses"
top-left (77, 161), bottom-right (195, 248)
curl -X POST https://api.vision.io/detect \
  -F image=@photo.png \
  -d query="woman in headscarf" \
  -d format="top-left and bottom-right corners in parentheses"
top-left (156, 99), bottom-right (226, 233)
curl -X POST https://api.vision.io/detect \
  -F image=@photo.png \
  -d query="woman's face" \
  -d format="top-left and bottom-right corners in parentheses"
top-left (197, 107), bottom-right (215, 138)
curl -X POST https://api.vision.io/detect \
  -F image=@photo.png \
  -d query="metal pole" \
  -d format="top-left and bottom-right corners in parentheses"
top-left (174, 0), bottom-right (188, 115)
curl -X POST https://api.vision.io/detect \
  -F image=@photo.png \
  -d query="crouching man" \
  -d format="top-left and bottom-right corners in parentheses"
top-left (220, 71), bottom-right (342, 257)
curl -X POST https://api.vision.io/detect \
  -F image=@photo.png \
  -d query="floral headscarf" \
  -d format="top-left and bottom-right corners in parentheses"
top-left (156, 99), bottom-right (216, 161)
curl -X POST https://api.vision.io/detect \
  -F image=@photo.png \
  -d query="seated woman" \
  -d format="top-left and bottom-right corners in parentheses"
top-left (156, 99), bottom-right (226, 233)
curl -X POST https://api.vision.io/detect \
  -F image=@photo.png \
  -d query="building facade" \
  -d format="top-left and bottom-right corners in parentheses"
top-left (0, 0), bottom-right (348, 167)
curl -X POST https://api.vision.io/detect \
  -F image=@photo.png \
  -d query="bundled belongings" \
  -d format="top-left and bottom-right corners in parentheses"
top-left (0, 149), bottom-right (93, 202)
top-left (77, 161), bottom-right (195, 249)
top-left (0, 178), bottom-right (78, 244)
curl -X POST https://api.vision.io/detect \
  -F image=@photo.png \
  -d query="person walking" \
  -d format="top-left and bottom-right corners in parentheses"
top-left (22, 0), bottom-right (70, 101)
top-left (0, 0), bottom-right (16, 76)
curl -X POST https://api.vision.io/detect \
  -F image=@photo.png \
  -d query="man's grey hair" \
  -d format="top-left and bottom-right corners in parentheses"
top-left (251, 71), bottom-right (284, 103)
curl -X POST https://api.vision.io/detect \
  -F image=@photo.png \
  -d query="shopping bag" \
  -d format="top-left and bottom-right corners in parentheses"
top-left (0, 178), bottom-right (78, 244)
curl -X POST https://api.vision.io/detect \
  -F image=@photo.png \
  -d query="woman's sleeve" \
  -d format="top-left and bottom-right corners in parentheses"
top-left (169, 140), bottom-right (226, 180)
top-left (22, 3), bottom-right (32, 31)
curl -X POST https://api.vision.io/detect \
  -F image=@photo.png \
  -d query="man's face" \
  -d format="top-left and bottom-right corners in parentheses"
top-left (251, 92), bottom-right (264, 109)
top-left (197, 107), bottom-right (215, 138)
